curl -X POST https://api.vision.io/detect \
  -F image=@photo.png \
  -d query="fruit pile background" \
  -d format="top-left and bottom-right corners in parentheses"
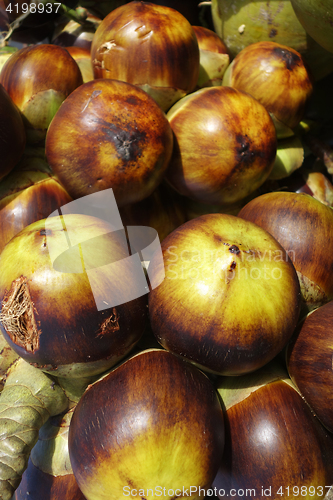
top-left (0, 1), bottom-right (332, 499)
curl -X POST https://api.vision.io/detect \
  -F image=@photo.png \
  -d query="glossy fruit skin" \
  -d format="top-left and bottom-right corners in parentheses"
top-left (213, 374), bottom-right (333, 499)
top-left (90, 1), bottom-right (200, 111)
top-left (0, 83), bottom-right (26, 181)
top-left (148, 213), bottom-right (301, 376)
top-left (0, 44), bottom-right (83, 108)
top-left (210, 0), bottom-right (333, 82)
top-left (238, 191), bottom-right (333, 311)
top-left (166, 86), bottom-right (277, 206)
top-left (68, 349), bottom-right (225, 500)
top-left (0, 150), bottom-right (72, 254)
top-left (0, 214), bottom-right (148, 378)
top-left (290, 0), bottom-right (333, 54)
top-left (0, 44), bottom-right (83, 141)
top-left (45, 78), bottom-right (173, 207)
top-left (287, 301), bottom-right (333, 434)
top-left (223, 41), bottom-right (314, 133)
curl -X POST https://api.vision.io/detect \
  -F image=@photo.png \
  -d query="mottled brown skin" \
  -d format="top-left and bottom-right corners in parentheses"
top-left (192, 26), bottom-right (229, 54)
top-left (213, 380), bottom-right (333, 499)
top-left (0, 44), bottom-right (83, 111)
top-left (0, 215), bottom-right (148, 376)
top-left (90, 1), bottom-right (200, 98)
top-left (14, 459), bottom-right (86, 500)
top-left (68, 349), bottom-right (225, 500)
top-left (238, 191), bottom-right (333, 302)
top-left (226, 41), bottom-right (314, 129)
top-left (0, 84), bottom-right (26, 180)
top-left (287, 301), bottom-right (333, 434)
top-left (166, 86), bottom-right (277, 206)
top-left (0, 161), bottom-right (72, 254)
top-left (148, 213), bottom-right (301, 376)
top-left (45, 79), bottom-right (174, 207)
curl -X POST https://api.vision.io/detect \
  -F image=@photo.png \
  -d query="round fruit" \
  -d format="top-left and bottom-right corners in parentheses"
top-left (68, 348), bottom-right (225, 500)
top-left (45, 78), bottom-right (173, 207)
top-left (90, 0), bottom-right (200, 111)
top-left (287, 301), bottom-right (333, 434)
top-left (222, 41), bottom-right (314, 137)
top-left (238, 191), bottom-right (333, 311)
top-left (166, 86), bottom-right (277, 206)
top-left (148, 213), bottom-right (301, 376)
top-left (0, 214), bottom-right (148, 378)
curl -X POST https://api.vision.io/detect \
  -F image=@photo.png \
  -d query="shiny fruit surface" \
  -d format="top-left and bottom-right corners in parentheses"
top-left (0, 148), bottom-right (72, 254)
top-left (222, 41), bottom-right (314, 135)
top-left (0, 214), bottom-right (148, 378)
top-left (287, 301), bottom-right (333, 434)
top-left (210, 0), bottom-right (333, 81)
top-left (148, 213), bottom-right (301, 376)
top-left (238, 191), bottom-right (333, 311)
top-left (45, 78), bottom-right (173, 207)
top-left (90, 0), bottom-right (200, 111)
top-left (213, 363), bottom-right (333, 499)
top-left (68, 348), bottom-right (225, 500)
top-left (0, 44), bottom-right (83, 142)
top-left (166, 86), bottom-right (277, 206)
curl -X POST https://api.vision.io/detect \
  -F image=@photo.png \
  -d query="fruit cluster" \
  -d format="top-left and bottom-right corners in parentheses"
top-left (0, 1), bottom-right (332, 500)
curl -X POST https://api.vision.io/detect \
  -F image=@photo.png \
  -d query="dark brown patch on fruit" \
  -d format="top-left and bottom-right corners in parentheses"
top-left (97, 307), bottom-right (120, 337)
top-left (0, 276), bottom-right (40, 352)
top-left (229, 245), bottom-right (240, 255)
top-left (93, 116), bottom-right (147, 165)
top-left (272, 46), bottom-right (301, 70)
top-left (235, 134), bottom-right (256, 164)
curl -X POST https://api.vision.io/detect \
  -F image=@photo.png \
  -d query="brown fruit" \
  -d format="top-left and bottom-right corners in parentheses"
top-left (287, 301), bottom-right (333, 434)
top-left (0, 214), bottom-right (148, 378)
top-left (45, 78), bottom-right (173, 207)
top-left (238, 191), bottom-right (333, 311)
top-left (166, 86), bottom-right (277, 206)
top-left (90, 1), bottom-right (200, 111)
top-left (148, 213), bottom-right (301, 376)
top-left (68, 348), bottom-right (225, 500)
top-left (222, 41), bottom-right (314, 137)
top-left (0, 44), bottom-right (83, 143)
top-left (213, 362), bottom-right (333, 499)
top-left (0, 147), bottom-right (72, 254)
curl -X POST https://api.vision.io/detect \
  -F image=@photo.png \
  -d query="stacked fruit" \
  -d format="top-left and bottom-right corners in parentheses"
top-left (0, 1), bottom-right (332, 499)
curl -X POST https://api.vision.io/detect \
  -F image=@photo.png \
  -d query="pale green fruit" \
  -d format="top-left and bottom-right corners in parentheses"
top-left (269, 136), bottom-right (304, 180)
top-left (211, 0), bottom-right (333, 81)
top-left (290, 0), bottom-right (333, 54)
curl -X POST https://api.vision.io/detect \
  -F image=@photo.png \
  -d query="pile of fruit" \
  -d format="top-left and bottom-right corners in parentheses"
top-left (0, 0), bottom-right (332, 499)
